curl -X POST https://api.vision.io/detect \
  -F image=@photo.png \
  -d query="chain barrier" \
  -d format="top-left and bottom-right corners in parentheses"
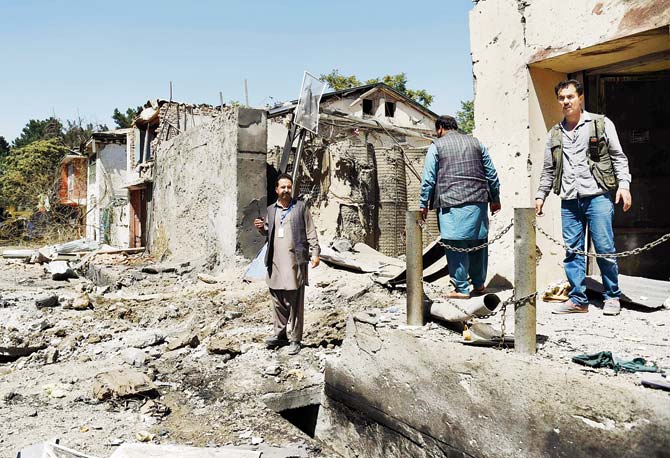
top-left (419, 219), bottom-right (514, 253)
top-left (415, 212), bottom-right (670, 348)
top-left (437, 289), bottom-right (537, 348)
top-left (534, 222), bottom-right (670, 258)
top-left (497, 291), bottom-right (536, 347)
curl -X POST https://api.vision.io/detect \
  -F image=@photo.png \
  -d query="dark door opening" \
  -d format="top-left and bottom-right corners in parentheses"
top-left (129, 187), bottom-right (147, 248)
top-left (585, 73), bottom-right (670, 280)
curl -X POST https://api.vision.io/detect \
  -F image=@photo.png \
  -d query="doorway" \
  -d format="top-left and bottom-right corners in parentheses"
top-left (129, 187), bottom-right (148, 248)
top-left (585, 73), bottom-right (670, 280)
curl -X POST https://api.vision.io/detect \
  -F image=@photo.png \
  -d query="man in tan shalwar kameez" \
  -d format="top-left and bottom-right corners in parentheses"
top-left (254, 173), bottom-right (320, 355)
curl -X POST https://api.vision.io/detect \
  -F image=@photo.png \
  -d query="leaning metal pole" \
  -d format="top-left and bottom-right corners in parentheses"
top-left (514, 208), bottom-right (537, 354)
top-left (406, 211), bottom-right (425, 326)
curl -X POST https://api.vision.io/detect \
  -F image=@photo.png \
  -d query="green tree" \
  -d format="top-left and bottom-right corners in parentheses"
top-left (0, 136), bottom-right (9, 162)
top-left (112, 107), bottom-right (140, 128)
top-left (456, 99), bottom-right (474, 134)
top-left (0, 138), bottom-right (70, 208)
top-left (320, 69), bottom-right (362, 91)
top-left (320, 70), bottom-right (434, 107)
top-left (12, 117), bottom-right (63, 149)
top-left (63, 119), bottom-right (108, 151)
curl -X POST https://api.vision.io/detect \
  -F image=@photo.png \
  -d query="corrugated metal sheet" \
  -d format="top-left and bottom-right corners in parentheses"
top-left (586, 274), bottom-right (670, 309)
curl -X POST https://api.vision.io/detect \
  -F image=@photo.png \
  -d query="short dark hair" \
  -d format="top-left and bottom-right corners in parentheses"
top-left (435, 115), bottom-right (458, 132)
top-left (555, 79), bottom-right (583, 97)
top-left (275, 172), bottom-right (293, 186)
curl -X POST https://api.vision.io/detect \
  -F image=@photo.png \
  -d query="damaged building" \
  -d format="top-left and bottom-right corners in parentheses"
top-left (98, 83), bottom-right (441, 265)
top-left (127, 100), bottom-right (267, 263)
top-left (267, 83), bottom-right (439, 257)
top-left (470, 0), bottom-right (670, 285)
top-left (85, 130), bottom-right (132, 248)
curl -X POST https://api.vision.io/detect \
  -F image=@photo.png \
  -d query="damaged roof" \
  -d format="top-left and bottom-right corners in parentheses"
top-left (268, 82), bottom-right (438, 120)
top-left (85, 129), bottom-right (131, 148)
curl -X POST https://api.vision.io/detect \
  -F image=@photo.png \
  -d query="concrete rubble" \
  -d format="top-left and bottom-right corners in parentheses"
top-left (1, 241), bottom-right (668, 457)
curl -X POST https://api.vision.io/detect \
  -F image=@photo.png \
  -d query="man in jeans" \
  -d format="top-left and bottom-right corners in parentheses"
top-left (535, 79), bottom-right (632, 316)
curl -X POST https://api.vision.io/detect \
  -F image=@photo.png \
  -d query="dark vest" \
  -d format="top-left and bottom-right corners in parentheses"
top-left (549, 114), bottom-right (618, 195)
top-left (264, 199), bottom-right (309, 271)
top-left (432, 131), bottom-right (489, 208)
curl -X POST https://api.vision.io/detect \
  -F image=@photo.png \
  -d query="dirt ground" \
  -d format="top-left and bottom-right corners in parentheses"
top-left (0, 247), bottom-right (668, 457)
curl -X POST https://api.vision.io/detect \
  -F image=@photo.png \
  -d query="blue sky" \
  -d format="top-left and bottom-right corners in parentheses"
top-left (0, 0), bottom-right (475, 143)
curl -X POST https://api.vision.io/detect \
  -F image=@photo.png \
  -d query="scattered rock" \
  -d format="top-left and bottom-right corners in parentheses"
top-left (264, 364), bottom-right (281, 376)
top-left (140, 399), bottom-right (171, 419)
top-left (66, 293), bottom-right (92, 310)
top-left (123, 330), bottom-right (165, 349)
top-left (30, 319), bottom-right (53, 331)
top-left (43, 383), bottom-right (68, 398)
top-left (197, 273), bottom-right (219, 284)
top-left (35, 294), bottom-right (59, 309)
top-left (135, 430), bottom-right (155, 442)
top-left (208, 336), bottom-right (241, 358)
top-left (166, 332), bottom-right (200, 351)
top-left (332, 239), bottom-right (353, 253)
top-left (46, 261), bottom-right (78, 281)
top-left (132, 272), bottom-right (147, 282)
top-left (45, 348), bottom-right (59, 365)
top-left (353, 310), bottom-right (379, 326)
top-left (92, 369), bottom-right (158, 401)
top-left (224, 310), bottom-right (243, 320)
top-left (121, 348), bottom-right (148, 367)
top-left (142, 265), bottom-right (177, 274)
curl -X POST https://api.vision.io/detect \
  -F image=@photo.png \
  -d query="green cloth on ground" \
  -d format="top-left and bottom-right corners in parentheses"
top-left (572, 351), bottom-right (659, 374)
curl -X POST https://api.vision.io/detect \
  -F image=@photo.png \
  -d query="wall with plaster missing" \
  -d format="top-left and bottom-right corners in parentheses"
top-left (150, 107), bottom-right (266, 264)
top-left (470, 0), bottom-right (670, 286)
top-left (267, 111), bottom-right (437, 257)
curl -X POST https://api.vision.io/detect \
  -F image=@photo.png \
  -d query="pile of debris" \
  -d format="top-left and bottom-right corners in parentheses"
top-left (2, 239), bottom-right (146, 281)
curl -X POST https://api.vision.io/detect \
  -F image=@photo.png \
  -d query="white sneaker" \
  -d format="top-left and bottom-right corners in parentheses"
top-left (603, 298), bottom-right (621, 316)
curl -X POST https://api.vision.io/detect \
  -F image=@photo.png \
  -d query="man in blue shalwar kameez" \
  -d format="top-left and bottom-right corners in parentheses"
top-left (420, 115), bottom-right (501, 299)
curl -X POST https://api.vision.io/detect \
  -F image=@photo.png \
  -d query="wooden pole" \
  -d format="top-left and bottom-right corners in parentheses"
top-left (244, 79), bottom-right (249, 107)
top-left (406, 211), bottom-right (425, 326)
top-left (514, 207), bottom-right (537, 354)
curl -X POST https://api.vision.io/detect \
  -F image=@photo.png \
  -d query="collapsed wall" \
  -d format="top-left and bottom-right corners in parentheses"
top-left (267, 118), bottom-right (437, 257)
top-left (150, 107), bottom-right (267, 263)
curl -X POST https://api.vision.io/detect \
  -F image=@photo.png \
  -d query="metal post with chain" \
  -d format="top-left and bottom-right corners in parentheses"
top-left (419, 219), bottom-right (514, 253)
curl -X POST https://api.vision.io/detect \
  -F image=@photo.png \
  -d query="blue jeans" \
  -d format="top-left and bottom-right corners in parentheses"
top-left (443, 239), bottom-right (487, 294)
top-left (561, 194), bottom-right (620, 305)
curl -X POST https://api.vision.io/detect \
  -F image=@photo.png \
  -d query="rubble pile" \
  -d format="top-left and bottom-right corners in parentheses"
top-left (0, 241), bottom-right (404, 457)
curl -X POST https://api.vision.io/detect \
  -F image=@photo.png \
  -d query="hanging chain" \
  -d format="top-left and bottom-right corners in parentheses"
top-left (534, 223), bottom-right (670, 258)
top-left (498, 291), bottom-right (536, 348)
top-left (419, 219), bottom-right (514, 253)
top-left (436, 289), bottom-right (537, 348)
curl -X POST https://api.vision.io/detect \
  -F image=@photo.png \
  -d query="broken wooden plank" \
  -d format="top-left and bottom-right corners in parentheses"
top-left (585, 274), bottom-right (670, 309)
top-left (2, 249), bottom-right (35, 259)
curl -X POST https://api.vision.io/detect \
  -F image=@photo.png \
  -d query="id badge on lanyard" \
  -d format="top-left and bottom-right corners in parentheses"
top-left (277, 203), bottom-right (294, 238)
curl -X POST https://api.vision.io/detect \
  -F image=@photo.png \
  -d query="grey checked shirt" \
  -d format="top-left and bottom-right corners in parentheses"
top-left (536, 111), bottom-right (631, 201)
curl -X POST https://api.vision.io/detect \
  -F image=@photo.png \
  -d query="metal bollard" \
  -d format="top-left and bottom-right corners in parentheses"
top-left (406, 210), bottom-right (425, 326)
top-left (514, 208), bottom-right (537, 354)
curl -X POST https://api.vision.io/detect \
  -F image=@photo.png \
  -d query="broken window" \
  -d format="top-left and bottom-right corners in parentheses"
top-left (134, 127), bottom-right (154, 165)
top-left (88, 154), bottom-right (96, 184)
top-left (363, 99), bottom-right (374, 116)
top-left (67, 163), bottom-right (74, 194)
top-left (385, 101), bottom-right (396, 118)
